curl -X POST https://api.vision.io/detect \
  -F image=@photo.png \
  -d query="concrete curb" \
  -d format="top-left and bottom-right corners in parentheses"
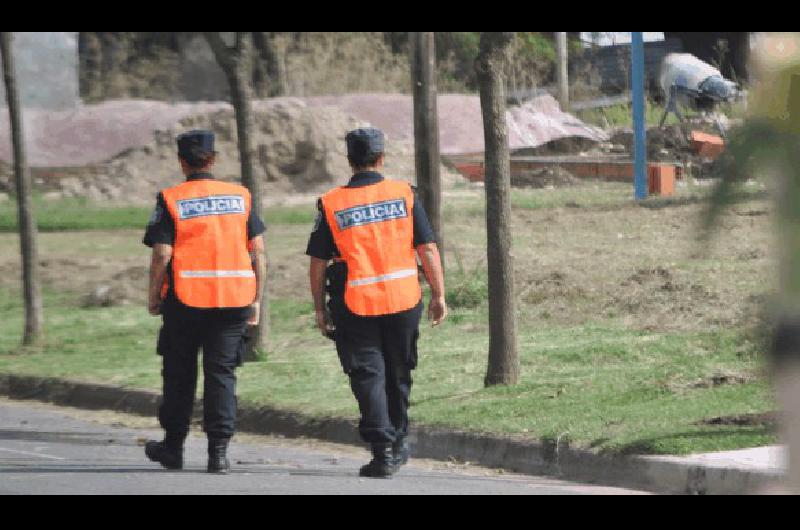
top-left (0, 373), bottom-right (784, 494)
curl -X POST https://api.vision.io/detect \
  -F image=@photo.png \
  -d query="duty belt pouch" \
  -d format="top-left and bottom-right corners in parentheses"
top-left (325, 260), bottom-right (347, 300)
top-left (237, 328), bottom-right (251, 367)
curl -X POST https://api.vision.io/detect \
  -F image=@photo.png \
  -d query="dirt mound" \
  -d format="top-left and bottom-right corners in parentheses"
top-left (1, 94), bottom-right (606, 202)
top-left (303, 93), bottom-right (608, 155)
top-left (511, 167), bottom-right (582, 189)
top-left (611, 266), bottom-right (725, 330)
top-left (93, 99), bottom-right (360, 203)
top-left (81, 266), bottom-right (149, 307)
top-left (25, 99), bottom-right (456, 205)
top-left (518, 270), bottom-right (586, 306)
top-left (510, 136), bottom-right (600, 157)
top-left (0, 100), bottom-right (229, 167)
top-left (610, 125), bottom-right (692, 161)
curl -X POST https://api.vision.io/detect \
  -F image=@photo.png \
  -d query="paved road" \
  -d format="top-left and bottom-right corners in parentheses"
top-left (0, 399), bottom-right (649, 495)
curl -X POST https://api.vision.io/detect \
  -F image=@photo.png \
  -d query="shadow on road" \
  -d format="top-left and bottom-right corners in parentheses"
top-left (0, 429), bottom-right (138, 446)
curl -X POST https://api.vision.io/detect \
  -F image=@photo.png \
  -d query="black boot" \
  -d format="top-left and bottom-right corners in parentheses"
top-left (393, 437), bottom-right (411, 467)
top-left (359, 443), bottom-right (397, 478)
top-left (207, 437), bottom-right (230, 474)
top-left (145, 433), bottom-right (184, 470)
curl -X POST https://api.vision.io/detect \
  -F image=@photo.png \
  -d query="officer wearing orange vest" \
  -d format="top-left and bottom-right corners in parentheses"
top-left (142, 130), bottom-right (267, 474)
top-left (307, 128), bottom-right (447, 478)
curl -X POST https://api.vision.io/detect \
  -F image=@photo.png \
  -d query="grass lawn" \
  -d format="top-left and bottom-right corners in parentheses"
top-left (0, 180), bottom-right (779, 455)
top-left (0, 195), bottom-right (318, 232)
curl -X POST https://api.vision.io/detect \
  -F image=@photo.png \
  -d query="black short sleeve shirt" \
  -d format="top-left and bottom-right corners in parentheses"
top-left (305, 171), bottom-right (437, 260)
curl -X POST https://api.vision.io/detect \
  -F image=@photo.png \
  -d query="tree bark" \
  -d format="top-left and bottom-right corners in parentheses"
top-left (253, 32), bottom-right (288, 97)
top-left (475, 32), bottom-right (518, 387)
top-left (555, 32), bottom-right (569, 111)
top-left (1, 32), bottom-right (43, 347)
top-left (205, 32), bottom-right (268, 359)
top-left (411, 32), bottom-right (443, 260)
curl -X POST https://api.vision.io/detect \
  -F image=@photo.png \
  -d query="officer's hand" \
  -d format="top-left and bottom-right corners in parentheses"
top-left (428, 296), bottom-right (447, 327)
top-left (248, 302), bottom-right (260, 327)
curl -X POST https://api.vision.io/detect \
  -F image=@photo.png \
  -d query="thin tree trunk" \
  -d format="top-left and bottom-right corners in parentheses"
top-left (476, 32), bottom-right (518, 387)
top-left (1, 32), bottom-right (43, 346)
top-left (555, 32), bottom-right (569, 111)
top-left (205, 32), bottom-right (268, 359)
top-left (411, 32), bottom-right (443, 260)
top-left (253, 32), bottom-right (287, 97)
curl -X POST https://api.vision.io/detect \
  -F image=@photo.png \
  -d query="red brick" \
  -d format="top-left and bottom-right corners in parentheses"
top-left (690, 131), bottom-right (725, 160)
top-left (648, 164), bottom-right (675, 196)
top-left (454, 163), bottom-right (485, 182)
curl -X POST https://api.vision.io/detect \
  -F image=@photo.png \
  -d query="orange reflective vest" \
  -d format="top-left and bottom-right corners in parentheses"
top-left (161, 179), bottom-right (257, 309)
top-left (321, 179), bottom-right (421, 317)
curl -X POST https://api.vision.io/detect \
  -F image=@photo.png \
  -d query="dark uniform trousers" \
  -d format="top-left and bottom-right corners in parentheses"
top-left (157, 301), bottom-right (247, 441)
top-left (329, 291), bottom-right (423, 445)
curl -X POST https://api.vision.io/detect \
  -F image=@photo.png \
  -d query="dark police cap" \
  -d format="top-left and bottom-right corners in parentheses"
top-left (345, 127), bottom-right (385, 159)
top-left (177, 130), bottom-right (216, 163)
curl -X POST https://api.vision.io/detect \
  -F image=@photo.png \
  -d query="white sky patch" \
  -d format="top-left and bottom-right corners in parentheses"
top-left (580, 32), bottom-right (665, 46)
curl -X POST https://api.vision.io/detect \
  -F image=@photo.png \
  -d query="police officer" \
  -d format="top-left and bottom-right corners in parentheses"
top-left (307, 127), bottom-right (447, 478)
top-left (142, 130), bottom-right (267, 474)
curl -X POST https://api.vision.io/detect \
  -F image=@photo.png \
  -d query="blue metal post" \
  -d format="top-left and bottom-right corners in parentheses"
top-left (631, 32), bottom-right (647, 200)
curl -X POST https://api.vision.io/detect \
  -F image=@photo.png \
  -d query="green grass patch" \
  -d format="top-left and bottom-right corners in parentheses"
top-left (0, 196), bottom-right (152, 232)
top-left (0, 196), bottom-right (317, 232)
top-left (262, 205), bottom-right (317, 226)
top-left (0, 286), bottom-right (776, 455)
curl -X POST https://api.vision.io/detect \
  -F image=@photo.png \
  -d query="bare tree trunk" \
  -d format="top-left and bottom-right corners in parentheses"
top-left (253, 32), bottom-right (287, 97)
top-left (476, 32), bottom-right (518, 387)
top-left (1, 32), bottom-right (43, 347)
top-left (78, 32), bottom-right (104, 103)
top-left (205, 32), bottom-right (268, 359)
top-left (555, 32), bottom-right (569, 111)
top-left (411, 32), bottom-right (443, 259)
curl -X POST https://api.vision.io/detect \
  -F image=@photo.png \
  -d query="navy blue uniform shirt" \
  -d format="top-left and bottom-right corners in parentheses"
top-left (305, 171), bottom-right (437, 260)
top-left (143, 172), bottom-right (266, 317)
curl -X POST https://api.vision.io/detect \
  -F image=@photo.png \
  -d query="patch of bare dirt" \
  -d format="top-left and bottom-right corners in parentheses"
top-left (81, 266), bottom-right (149, 307)
top-left (608, 266), bottom-right (726, 331)
top-left (518, 271), bottom-right (586, 305)
top-left (511, 167), bottom-right (583, 189)
top-left (701, 411), bottom-right (779, 428)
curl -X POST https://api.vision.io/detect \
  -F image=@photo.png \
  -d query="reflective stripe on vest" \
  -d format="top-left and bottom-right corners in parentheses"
top-left (180, 270), bottom-right (256, 278)
top-left (348, 268), bottom-right (418, 287)
top-left (321, 179), bottom-right (421, 317)
top-left (161, 180), bottom-right (257, 309)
